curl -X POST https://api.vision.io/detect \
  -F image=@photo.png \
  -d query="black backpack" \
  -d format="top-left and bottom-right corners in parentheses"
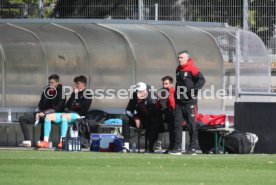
top-left (85, 109), bottom-right (109, 122)
top-left (74, 110), bottom-right (109, 148)
top-left (197, 122), bottom-right (224, 154)
top-left (224, 130), bottom-right (251, 154)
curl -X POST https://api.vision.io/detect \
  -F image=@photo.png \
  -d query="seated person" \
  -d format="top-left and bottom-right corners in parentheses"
top-left (156, 76), bottom-right (175, 153)
top-left (19, 74), bottom-right (65, 147)
top-left (37, 75), bottom-right (92, 149)
top-left (125, 82), bottom-right (162, 153)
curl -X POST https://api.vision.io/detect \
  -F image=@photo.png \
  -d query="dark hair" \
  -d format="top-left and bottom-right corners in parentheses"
top-left (74, 75), bottom-right (87, 85)
top-left (162, 76), bottom-right (173, 84)
top-left (178, 50), bottom-right (190, 57)
top-left (48, 74), bottom-right (59, 82)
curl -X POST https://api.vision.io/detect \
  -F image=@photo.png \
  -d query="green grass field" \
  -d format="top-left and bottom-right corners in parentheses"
top-left (0, 150), bottom-right (275, 185)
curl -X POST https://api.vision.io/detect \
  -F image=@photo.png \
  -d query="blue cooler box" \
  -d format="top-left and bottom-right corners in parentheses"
top-left (90, 133), bottom-right (123, 152)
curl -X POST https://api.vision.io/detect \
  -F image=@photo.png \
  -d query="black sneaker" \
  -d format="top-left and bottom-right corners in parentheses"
top-left (162, 147), bottom-right (174, 154)
top-left (168, 149), bottom-right (182, 155)
top-left (185, 149), bottom-right (196, 155)
top-left (144, 148), bottom-right (155, 154)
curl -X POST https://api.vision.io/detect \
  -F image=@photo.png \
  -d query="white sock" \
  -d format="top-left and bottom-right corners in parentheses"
top-left (44, 137), bottom-right (49, 142)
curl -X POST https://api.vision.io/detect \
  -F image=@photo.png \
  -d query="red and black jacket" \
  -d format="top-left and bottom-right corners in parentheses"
top-left (175, 58), bottom-right (206, 104)
top-left (157, 87), bottom-right (176, 111)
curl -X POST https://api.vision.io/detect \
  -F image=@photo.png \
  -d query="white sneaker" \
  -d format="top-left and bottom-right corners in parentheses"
top-left (154, 141), bottom-right (162, 150)
top-left (245, 133), bottom-right (259, 153)
top-left (18, 140), bottom-right (31, 147)
top-left (122, 142), bottom-right (130, 153)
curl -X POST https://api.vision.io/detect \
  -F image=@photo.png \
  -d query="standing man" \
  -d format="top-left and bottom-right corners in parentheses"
top-left (170, 50), bottom-right (205, 155)
top-left (19, 74), bottom-right (66, 147)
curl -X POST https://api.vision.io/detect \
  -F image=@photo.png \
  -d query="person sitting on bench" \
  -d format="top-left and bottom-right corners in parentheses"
top-left (37, 75), bottom-right (92, 149)
top-left (156, 76), bottom-right (175, 154)
top-left (19, 74), bottom-right (66, 147)
top-left (125, 82), bottom-right (162, 153)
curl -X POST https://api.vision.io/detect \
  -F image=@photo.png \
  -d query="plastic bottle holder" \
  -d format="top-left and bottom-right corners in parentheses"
top-left (62, 137), bottom-right (81, 151)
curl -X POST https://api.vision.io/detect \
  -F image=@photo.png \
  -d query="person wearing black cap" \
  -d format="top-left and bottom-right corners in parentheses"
top-left (125, 82), bottom-right (161, 153)
top-left (171, 50), bottom-right (206, 155)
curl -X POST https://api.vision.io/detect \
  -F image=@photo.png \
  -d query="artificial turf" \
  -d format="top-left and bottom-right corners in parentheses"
top-left (0, 150), bottom-right (275, 185)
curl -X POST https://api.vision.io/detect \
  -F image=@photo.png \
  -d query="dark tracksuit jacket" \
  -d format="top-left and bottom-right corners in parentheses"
top-left (20, 84), bottom-right (66, 141)
top-left (38, 84), bottom-right (66, 114)
top-left (65, 89), bottom-right (92, 116)
top-left (174, 58), bottom-right (206, 150)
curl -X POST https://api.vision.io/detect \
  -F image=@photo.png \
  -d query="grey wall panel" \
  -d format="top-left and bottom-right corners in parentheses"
top-left (147, 25), bottom-right (224, 110)
top-left (59, 23), bottom-right (134, 110)
top-left (0, 43), bottom-right (3, 107)
top-left (238, 30), bottom-right (271, 96)
top-left (103, 24), bottom-right (177, 91)
top-left (17, 23), bottom-right (90, 92)
top-left (0, 24), bottom-right (45, 107)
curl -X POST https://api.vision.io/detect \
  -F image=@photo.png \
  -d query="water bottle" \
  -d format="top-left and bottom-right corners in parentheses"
top-left (73, 130), bottom-right (78, 137)
top-left (69, 127), bottom-right (74, 138)
top-left (225, 115), bottom-right (229, 129)
top-left (132, 142), bottom-right (137, 153)
top-left (68, 140), bottom-right (72, 151)
top-left (7, 108), bottom-right (12, 122)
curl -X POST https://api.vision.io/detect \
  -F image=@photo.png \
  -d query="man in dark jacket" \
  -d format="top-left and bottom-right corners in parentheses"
top-left (64, 75), bottom-right (92, 117)
top-left (170, 50), bottom-right (206, 155)
top-left (125, 82), bottom-right (161, 153)
top-left (18, 74), bottom-right (66, 147)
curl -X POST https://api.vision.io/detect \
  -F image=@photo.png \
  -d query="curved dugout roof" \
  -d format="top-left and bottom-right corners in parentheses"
top-left (0, 20), bottom-right (258, 113)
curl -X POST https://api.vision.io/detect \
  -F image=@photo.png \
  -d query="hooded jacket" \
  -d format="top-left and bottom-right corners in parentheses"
top-left (175, 58), bottom-right (206, 104)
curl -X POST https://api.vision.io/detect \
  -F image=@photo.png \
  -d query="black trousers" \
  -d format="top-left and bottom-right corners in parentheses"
top-left (164, 109), bottom-right (175, 150)
top-left (123, 115), bottom-right (160, 150)
top-left (143, 116), bottom-right (161, 150)
top-left (19, 114), bottom-right (44, 141)
top-left (174, 102), bottom-right (198, 150)
top-left (122, 116), bottom-right (133, 143)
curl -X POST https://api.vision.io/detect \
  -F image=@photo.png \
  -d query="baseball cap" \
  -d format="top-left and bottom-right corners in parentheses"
top-left (135, 82), bottom-right (147, 91)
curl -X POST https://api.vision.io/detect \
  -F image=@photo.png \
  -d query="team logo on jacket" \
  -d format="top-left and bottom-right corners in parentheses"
top-left (184, 72), bottom-right (188, 77)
